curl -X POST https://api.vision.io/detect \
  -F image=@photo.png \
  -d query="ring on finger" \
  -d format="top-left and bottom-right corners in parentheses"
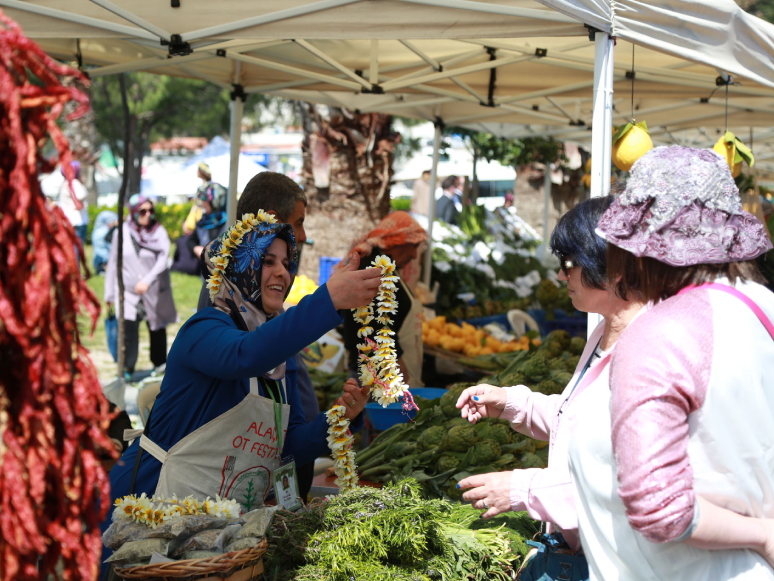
top-left (482, 500), bottom-right (489, 510)
top-left (348, 399), bottom-right (357, 406)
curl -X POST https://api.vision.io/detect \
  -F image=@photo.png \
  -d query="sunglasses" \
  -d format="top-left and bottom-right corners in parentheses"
top-left (558, 253), bottom-right (576, 277)
top-left (137, 208), bottom-right (153, 217)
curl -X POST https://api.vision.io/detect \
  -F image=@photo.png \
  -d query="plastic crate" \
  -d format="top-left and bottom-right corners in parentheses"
top-left (364, 387), bottom-right (447, 431)
top-left (318, 256), bottom-right (342, 285)
top-left (462, 314), bottom-right (511, 331)
top-left (528, 309), bottom-right (587, 337)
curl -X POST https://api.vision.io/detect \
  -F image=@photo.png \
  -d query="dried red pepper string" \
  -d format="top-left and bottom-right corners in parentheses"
top-left (0, 10), bottom-right (115, 581)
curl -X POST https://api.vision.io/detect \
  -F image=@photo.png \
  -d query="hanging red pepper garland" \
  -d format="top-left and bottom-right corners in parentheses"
top-left (0, 10), bottom-right (114, 581)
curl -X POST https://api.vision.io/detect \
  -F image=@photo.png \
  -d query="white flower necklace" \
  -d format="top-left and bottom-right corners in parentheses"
top-left (113, 493), bottom-right (241, 529)
top-left (325, 255), bottom-right (417, 492)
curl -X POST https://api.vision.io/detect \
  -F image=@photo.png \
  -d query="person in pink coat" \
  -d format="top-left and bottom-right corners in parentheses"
top-left (570, 146), bottom-right (774, 580)
top-left (455, 195), bottom-right (647, 567)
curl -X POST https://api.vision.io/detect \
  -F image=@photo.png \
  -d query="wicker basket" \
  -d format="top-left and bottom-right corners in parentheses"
top-left (114, 538), bottom-right (268, 581)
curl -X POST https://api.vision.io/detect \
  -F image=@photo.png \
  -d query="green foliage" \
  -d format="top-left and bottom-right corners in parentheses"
top-left (86, 202), bottom-right (194, 243)
top-left (262, 480), bottom-right (523, 581)
top-left (568, 336), bottom-right (587, 356)
top-left (391, 196), bottom-right (412, 212)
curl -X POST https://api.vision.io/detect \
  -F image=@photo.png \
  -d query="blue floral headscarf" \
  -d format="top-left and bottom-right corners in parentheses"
top-left (203, 215), bottom-right (298, 379)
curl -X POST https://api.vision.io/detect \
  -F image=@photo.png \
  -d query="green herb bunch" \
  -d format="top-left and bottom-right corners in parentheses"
top-left (261, 479), bottom-right (528, 581)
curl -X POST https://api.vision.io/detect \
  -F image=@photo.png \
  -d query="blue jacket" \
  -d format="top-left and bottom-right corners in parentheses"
top-left (107, 284), bottom-right (360, 501)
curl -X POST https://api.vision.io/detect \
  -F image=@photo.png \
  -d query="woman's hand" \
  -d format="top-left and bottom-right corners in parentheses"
top-left (336, 378), bottom-right (371, 421)
top-left (456, 384), bottom-right (508, 423)
top-left (459, 471), bottom-right (513, 519)
top-left (134, 281), bottom-right (149, 295)
top-left (326, 252), bottom-right (382, 310)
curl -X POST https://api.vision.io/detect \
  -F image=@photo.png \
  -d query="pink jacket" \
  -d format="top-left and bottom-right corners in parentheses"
top-left (501, 321), bottom-right (609, 550)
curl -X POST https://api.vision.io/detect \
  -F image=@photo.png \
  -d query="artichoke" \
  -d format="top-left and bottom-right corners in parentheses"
top-left (545, 330), bottom-right (571, 351)
top-left (545, 340), bottom-right (564, 358)
top-left (565, 356), bottom-right (581, 372)
top-left (535, 279), bottom-right (560, 313)
top-left (446, 479), bottom-right (463, 500)
top-left (549, 358), bottom-right (567, 371)
top-left (440, 385), bottom-right (467, 418)
top-left (552, 372), bottom-right (573, 387)
top-left (446, 425), bottom-right (478, 452)
top-left (473, 439), bottom-right (502, 465)
top-left (557, 286), bottom-right (575, 314)
top-left (418, 425), bottom-right (446, 451)
top-left (569, 336), bottom-right (587, 356)
top-left (499, 372), bottom-right (526, 387)
top-left (477, 423), bottom-right (512, 445)
top-left (535, 379), bottom-right (563, 395)
top-left (521, 356), bottom-right (549, 383)
top-left (446, 417), bottom-right (469, 428)
top-left (436, 454), bottom-right (461, 473)
top-left (519, 452), bottom-right (546, 469)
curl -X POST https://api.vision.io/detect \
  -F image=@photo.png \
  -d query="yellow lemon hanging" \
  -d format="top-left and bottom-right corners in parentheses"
top-left (712, 131), bottom-right (754, 179)
top-left (611, 121), bottom-right (653, 172)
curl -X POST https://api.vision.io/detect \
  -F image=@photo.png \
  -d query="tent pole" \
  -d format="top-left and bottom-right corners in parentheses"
top-left (422, 121), bottom-right (443, 286)
top-left (227, 62), bottom-right (244, 227)
top-left (588, 30), bottom-right (614, 336)
top-left (540, 162), bottom-right (551, 264)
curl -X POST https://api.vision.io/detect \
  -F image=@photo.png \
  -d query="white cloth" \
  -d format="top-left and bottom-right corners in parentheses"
top-left (57, 179), bottom-right (88, 226)
top-left (568, 280), bottom-right (774, 581)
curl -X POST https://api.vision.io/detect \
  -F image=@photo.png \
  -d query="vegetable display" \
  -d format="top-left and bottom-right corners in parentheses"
top-left (0, 11), bottom-right (113, 581)
top-left (353, 329), bottom-right (586, 496)
top-left (423, 315), bottom-right (540, 357)
top-left (261, 478), bottom-right (540, 581)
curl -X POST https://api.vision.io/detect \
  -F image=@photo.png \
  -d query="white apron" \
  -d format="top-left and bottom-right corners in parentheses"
top-left (397, 277), bottom-right (424, 387)
top-left (139, 377), bottom-right (290, 512)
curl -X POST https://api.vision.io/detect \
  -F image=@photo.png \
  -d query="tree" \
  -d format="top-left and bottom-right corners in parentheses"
top-left (447, 128), bottom-right (508, 203)
top-left (91, 73), bottom-right (268, 194)
top-left (299, 104), bottom-right (400, 222)
top-left (737, 0), bottom-right (774, 22)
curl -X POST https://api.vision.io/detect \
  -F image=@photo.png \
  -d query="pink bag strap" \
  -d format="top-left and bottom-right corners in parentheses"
top-left (677, 283), bottom-right (774, 341)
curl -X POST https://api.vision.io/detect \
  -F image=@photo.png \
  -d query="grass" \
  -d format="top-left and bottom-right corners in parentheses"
top-left (78, 245), bottom-right (205, 383)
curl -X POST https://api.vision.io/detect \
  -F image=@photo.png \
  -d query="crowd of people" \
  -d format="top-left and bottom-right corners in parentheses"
top-left (53, 144), bottom-right (774, 581)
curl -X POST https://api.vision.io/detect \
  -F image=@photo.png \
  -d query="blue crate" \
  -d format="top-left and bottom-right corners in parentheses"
top-left (364, 387), bottom-right (447, 431)
top-left (463, 314), bottom-right (512, 331)
top-left (528, 309), bottom-right (587, 337)
top-left (318, 256), bottom-right (342, 285)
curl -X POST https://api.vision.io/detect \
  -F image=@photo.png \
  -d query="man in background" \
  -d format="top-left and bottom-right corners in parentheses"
top-left (410, 169), bottom-right (431, 216)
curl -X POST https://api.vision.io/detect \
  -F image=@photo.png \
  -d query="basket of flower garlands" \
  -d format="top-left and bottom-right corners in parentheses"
top-left (103, 494), bottom-right (274, 580)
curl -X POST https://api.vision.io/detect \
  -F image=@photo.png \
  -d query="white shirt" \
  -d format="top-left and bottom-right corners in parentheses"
top-left (57, 178), bottom-right (89, 226)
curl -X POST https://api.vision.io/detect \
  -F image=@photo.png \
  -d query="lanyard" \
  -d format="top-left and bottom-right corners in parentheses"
top-left (263, 378), bottom-right (284, 456)
top-left (558, 337), bottom-right (603, 417)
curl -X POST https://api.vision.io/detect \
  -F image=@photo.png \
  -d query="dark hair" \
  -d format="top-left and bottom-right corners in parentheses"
top-left (550, 195), bottom-right (614, 290)
top-left (441, 175), bottom-right (458, 190)
top-left (422, 170), bottom-right (431, 176)
top-left (608, 244), bottom-right (767, 302)
top-left (237, 172), bottom-right (307, 222)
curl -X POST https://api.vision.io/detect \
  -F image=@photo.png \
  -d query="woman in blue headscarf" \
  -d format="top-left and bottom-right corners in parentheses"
top-left (188, 181), bottom-right (228, 261)
top-left (105, 212), bottom-right (383, 523)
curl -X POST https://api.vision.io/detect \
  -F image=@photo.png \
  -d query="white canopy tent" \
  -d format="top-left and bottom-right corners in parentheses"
top-left (6, 0), bottom-right (774, 303)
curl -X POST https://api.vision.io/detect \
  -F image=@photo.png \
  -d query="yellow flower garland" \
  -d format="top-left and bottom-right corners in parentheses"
top-left (112, 493), bottom-right (241, 529)
top-left (206, 211), bottom-right (277, 302)
top-left (325, 405), bottom-right (358, 492)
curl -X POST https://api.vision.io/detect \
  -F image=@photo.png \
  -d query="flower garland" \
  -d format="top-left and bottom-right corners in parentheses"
top-left (325, 405), bottom-right (358, 492)
top-left (207, 211), bottom-right (277, 301)
top-left (112, 493), bottom-right (241, 529)
top-left (325, 255), bottom-right (419, 492)
top-left (355, 255), bottom-right (416, 409)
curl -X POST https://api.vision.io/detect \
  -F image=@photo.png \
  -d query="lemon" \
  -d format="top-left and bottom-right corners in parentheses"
top-left (582, 173), bottom-right (591, 188)
top-left (584, 158), bottom-right (592, 173)
top-left (713, 137), bottom-right (744, 178)
top-left (612, 125), bottom-right (653, 172)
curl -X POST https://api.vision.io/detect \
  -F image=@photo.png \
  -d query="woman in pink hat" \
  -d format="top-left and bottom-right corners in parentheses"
top-left (572, 146), bottom-right (774, 580)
